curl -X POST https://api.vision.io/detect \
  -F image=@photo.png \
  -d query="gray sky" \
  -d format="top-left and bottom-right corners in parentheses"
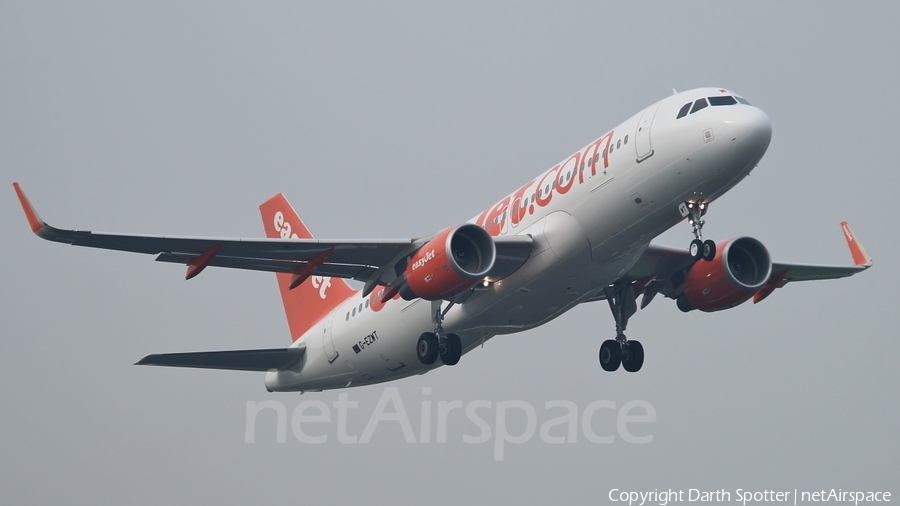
top-left (2, 2), bottom-right (898, 504)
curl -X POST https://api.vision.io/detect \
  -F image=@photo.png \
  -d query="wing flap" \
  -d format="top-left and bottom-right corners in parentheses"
top-left (155, 252), bottom-right (378, 280)
top-left (34, 224), bottom-right (413, 265)
top-left (135, 346), bottom-right (305, 371)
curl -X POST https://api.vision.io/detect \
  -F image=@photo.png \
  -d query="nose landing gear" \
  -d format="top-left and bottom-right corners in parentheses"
top-left (684, 200), bottom-right (716, 261)
top-left (599, 282), bottom-right (644, 372)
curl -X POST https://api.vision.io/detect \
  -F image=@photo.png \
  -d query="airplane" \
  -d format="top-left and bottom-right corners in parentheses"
top-left (13, 87), bottom-right (872, 392)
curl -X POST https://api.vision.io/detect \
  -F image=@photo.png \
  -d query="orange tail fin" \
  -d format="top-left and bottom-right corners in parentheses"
top-left (259, 194), bottom-right (356, 342)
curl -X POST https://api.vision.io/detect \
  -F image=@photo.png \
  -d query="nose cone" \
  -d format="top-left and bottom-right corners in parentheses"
top-left (730, 106), bottom-right (772, 154)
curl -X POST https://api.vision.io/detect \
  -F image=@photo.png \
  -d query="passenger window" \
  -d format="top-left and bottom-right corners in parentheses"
top-left (709, 96), bottom-right (738, 106)
top-left (624, 135), bottom-right (628, 144)
top-left (677, 102), bottom-right (691, 119)
top-left (602, 148), bottom-right (607, 158)
top-left (690, 98), bottom-right (708, 114)
top-left (365, 299), bottom-right (369, 308)
top-left (616, 140), bottom-right (621, 149)
top-left (352, 307), bottom-right (356, 316)
top-left (610, 143), bottom-right (614, 154)
top-left (735, 96), bottom-right (751, 105)
top-left (359, 303), bottom-right (363, 313)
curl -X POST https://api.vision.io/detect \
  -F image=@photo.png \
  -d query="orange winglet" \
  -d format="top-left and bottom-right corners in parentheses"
top-left (753, 269), bottom-right (788, 304)
top-left (840, 221), bottom-right (872, 266)
top-left (289, 249), bottom-right (333, 290)
top-left (12, 182), bottom-right (45, 233)
top-left (185, 244), bottom-right (223, 280)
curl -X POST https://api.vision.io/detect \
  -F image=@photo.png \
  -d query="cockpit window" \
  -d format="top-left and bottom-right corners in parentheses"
top-left (735, 96), bottom-right (751, 105)
top-left (709, 96), bottom-right (738, 106)
top-left (690, 98), bottom-right (708, 114)
top-left (676, 102), bottom-right (691, 119)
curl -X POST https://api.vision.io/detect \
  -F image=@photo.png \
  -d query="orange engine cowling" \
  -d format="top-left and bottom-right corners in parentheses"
top-left (677, 237), bottom-right (772, 312)
top-left (402, 224), bottom-right (496, 301)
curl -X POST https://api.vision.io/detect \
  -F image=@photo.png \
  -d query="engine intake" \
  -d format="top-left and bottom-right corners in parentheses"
top-left (402, 224), bottom-right (496, 300)
top-left (678, 237), bottom-right (772, 312)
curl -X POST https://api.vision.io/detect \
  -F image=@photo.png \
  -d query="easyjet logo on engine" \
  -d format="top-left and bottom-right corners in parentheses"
top-left (411, 249), bottom-right (435, 271)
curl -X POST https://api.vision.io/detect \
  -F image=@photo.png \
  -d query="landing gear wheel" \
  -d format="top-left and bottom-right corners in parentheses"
top-left (686, 200), bottom-right (711, 262)
top-left (622, 340), bottom-right (644, 372)
top-left (440, 333), bottom-right (462, 366)
top-left (689, 239), bottom-right (703, 260)
top-left (417, 332), bottom-right (439, 365)
top-left (702, 240), bottom-right (716, 261)
top-left (599, 339), bottom-right (621, 372)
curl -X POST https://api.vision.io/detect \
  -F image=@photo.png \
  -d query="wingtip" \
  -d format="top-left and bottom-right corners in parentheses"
top-left (840, 221), bottom-right (872, 267)
top-left (12, 182), bottom-right (45, 234)
top-left (134, 355), bottom-right (153, 366)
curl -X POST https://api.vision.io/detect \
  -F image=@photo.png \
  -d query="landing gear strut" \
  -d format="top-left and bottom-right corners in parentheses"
top-left (417, 302), bottom-right (462, 366)
top-left (685, 200), bottom-right (716, 261)
top-left (600, 282), bottom-right (644, 372)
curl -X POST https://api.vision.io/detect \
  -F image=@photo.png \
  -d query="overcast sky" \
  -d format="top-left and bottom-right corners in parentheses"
top-left (2, 2), bottom-right (898, 505)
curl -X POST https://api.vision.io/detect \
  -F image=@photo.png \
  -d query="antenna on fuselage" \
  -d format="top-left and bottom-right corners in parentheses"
top-left (672, 88), bottom-right (678, 95)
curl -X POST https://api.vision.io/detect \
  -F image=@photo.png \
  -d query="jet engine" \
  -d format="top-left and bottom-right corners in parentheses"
top-left (401, 224), bottom-right (496, 301)
top-left (677, 237), bottom-right (772, 312)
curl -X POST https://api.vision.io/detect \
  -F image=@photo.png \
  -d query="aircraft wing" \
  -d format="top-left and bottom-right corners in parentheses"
top-left (585, 222), bottom-right (872, 305)
top-left (13, 183), bottom-right (532, 286)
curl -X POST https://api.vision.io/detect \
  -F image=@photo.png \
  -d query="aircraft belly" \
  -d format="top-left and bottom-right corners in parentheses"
top-left (446, 248), bottom-right (638, 333)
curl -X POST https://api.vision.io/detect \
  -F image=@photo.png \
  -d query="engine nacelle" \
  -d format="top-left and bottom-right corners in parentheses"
top-left (402, 224), bottom-right (496, 301)
top-left (677, 237), bottom-right (772, 312)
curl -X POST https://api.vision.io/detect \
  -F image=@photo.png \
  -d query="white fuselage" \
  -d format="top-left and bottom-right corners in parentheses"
top-left (266, 87), bottom-right (773, 392)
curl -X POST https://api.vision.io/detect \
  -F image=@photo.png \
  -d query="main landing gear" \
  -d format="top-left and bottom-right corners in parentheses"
top-left (417, 303), bottom-right (462, 366)
top-left (685, 200), bottom-right (716, 262)
top-left (599, 282), bottom-right (644, 372)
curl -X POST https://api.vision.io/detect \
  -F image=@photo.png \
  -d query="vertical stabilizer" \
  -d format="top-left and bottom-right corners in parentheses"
top-left (259, 194), bottom-right (356, 342)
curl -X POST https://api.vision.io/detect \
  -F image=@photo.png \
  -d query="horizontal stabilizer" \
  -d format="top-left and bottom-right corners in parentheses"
top-left (135, 345), bottom-right (305, 371)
